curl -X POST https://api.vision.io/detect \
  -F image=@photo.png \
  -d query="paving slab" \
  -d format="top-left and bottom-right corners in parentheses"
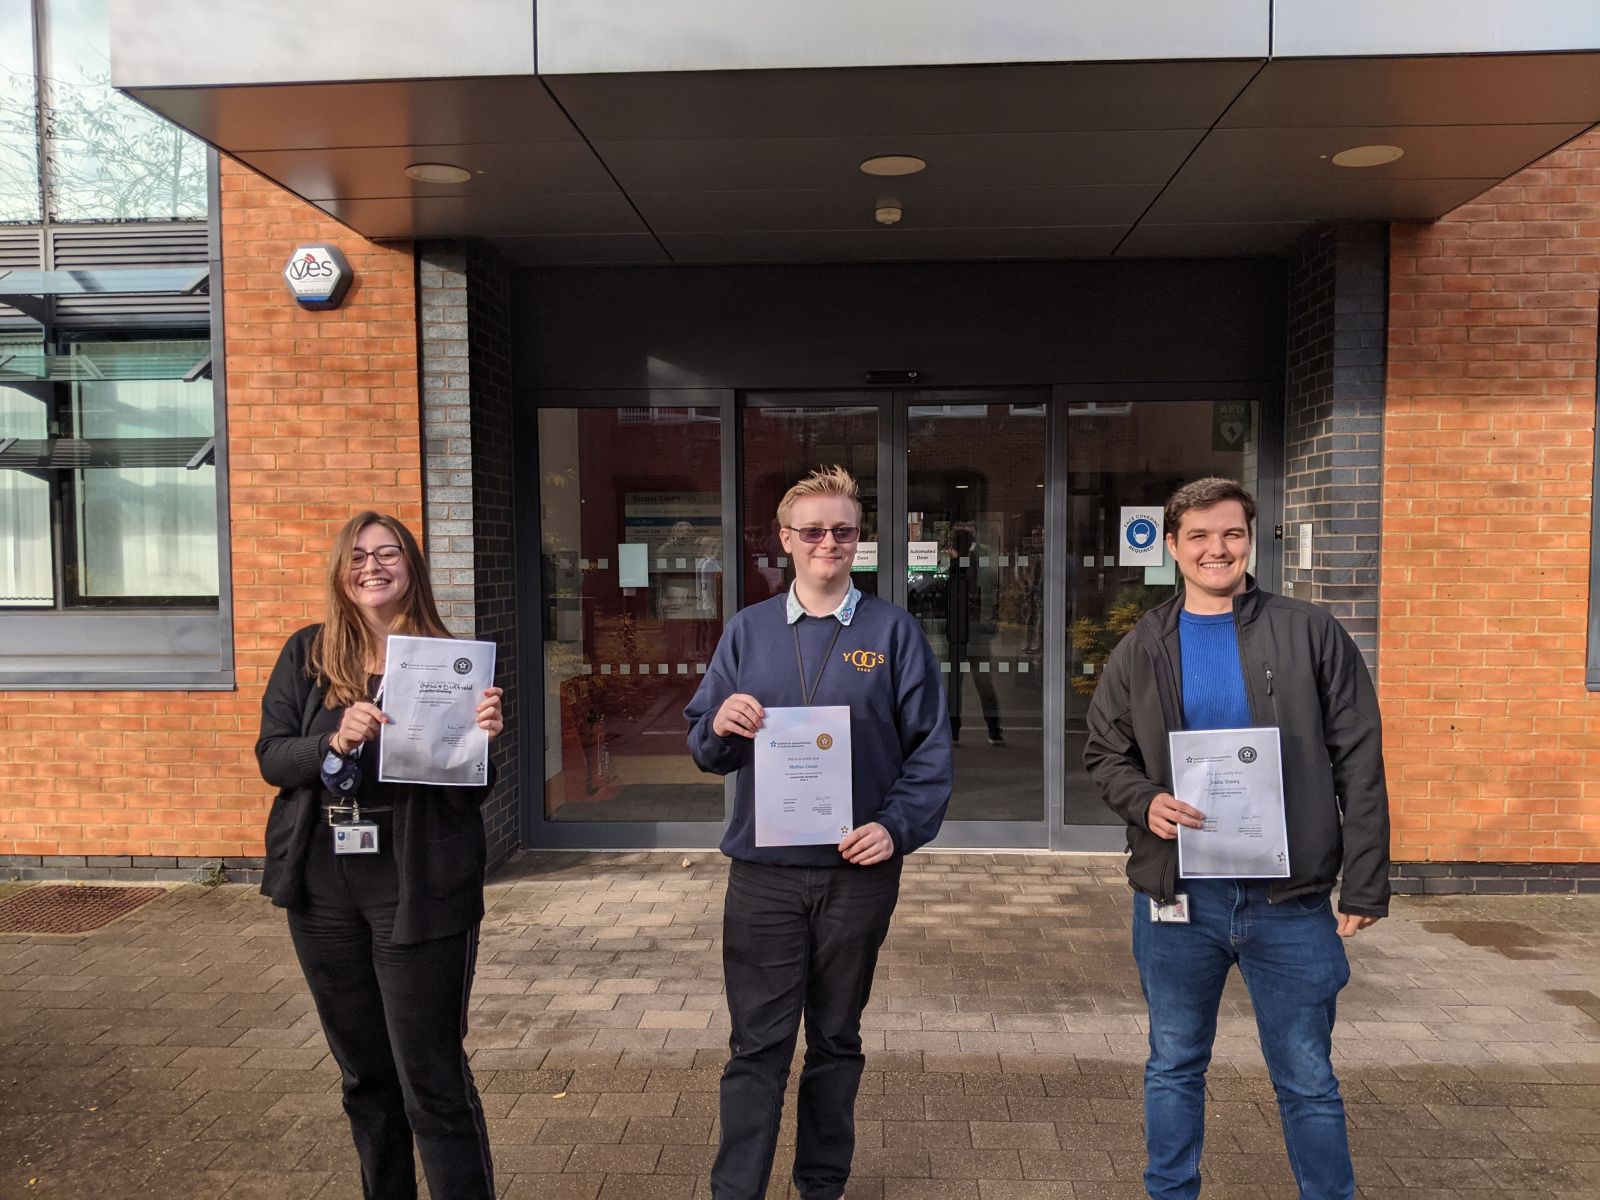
top-left (1, 853), bottom-right (1597, 1199)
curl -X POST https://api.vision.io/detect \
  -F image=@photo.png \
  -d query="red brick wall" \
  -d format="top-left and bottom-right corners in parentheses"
top-left (0, 160), bottom-right (421, 859)
top-left (1384, 129), bottom-right (1600, 863)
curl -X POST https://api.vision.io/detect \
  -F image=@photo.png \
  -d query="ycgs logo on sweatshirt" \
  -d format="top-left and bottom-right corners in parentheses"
top-left (843, 649), bottom-right (886, 673)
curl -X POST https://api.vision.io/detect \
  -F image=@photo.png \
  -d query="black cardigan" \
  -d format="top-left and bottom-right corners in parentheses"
top-left (256, 624), bottom-right (489, 944)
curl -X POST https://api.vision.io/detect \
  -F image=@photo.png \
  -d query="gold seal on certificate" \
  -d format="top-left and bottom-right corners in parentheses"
top-left (754, 705), bottom-right (854, 847)
top-left (1169, 726), bottom-right (1289, 878)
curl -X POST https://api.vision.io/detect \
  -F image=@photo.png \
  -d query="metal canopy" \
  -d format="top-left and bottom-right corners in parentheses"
top-left (0, 268), bottom-right (210, 297)
top-left (119, 52), bottom-right (1600, 264)
top-left (0, 339), bottom-right (212, 383)
top-left (0, 436), bottom-right (214, 470)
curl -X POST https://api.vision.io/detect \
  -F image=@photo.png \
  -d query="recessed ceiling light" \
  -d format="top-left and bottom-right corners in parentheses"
top-left (1331, 144), bottom-right (1404, 169)
top-left (404, 162), bottom-right (472, 184)
top-left (860, 155), bottom-right (927, 177)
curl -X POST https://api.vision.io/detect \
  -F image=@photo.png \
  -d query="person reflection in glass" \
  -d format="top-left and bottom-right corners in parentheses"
top-left (944, 527), bottom-right (1004, 746)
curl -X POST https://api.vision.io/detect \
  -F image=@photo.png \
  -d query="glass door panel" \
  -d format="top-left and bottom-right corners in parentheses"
top-left (741, 394), bottom-right (881, 607)
top-left (905, 392), bottom-right (1047, 824)
top-left (1061, 399), bottom-right (1262, 826)
top-left (538, 406), bottom-right (726, 824)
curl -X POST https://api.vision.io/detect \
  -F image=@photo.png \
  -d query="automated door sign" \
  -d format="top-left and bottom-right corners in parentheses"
top-left (283, 245), bottom-right (353, 310)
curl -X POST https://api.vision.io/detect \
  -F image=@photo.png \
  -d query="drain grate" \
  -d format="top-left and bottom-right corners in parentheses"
top-left (0, 884), bottom-right (166, 934)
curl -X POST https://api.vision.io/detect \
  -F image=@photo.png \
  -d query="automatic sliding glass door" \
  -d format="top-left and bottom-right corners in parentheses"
top-left (901, 390), bottom-right (1049, 841)
top-left (1058, 396), bottom-right (1267, 835)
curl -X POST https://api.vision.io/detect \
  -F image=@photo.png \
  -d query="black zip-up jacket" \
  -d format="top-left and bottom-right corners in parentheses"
top-left (256, 625), bottom-right (491, 944)
top-left (1083, 580), bottom-right (1390, 917)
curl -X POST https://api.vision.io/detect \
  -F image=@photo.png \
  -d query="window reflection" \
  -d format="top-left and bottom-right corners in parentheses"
top-left (43, 0), bottom-right (207, 221)
top-left (0, 384), bottom-right (51, 605)
top-left (905, 396), bottom-right (1047, 824)
top-left (742, 399), bottom-right (880, 608)
top-left (539, 407), bottom-right (726, 823)
top-left (0, 0), bottom-right (41, 222)
top-left (68, 361), bottom-right (217, 599)
top-left (1061, 399), bottom-right (1261, 825)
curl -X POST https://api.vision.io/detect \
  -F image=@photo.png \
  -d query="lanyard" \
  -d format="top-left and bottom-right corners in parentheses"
top-left (793, 618), bottom-right (845, 707)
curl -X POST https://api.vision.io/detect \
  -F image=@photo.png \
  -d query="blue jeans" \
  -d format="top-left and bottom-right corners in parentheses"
top-left (1131, 879), bottom-right (1353, 1200)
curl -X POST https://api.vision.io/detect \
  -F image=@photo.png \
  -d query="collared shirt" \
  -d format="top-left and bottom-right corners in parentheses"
top-left (786, 581), bottom-right (862, 626)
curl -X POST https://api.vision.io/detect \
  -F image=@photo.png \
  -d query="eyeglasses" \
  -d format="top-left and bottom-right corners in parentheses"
top-left (350, 545), bottom-right (404, 569)
top-left (786, 525), bottom-right (861, 545)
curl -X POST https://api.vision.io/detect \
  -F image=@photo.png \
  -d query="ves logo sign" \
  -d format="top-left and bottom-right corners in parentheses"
top-left (283, 245), bottom-right (353, 310)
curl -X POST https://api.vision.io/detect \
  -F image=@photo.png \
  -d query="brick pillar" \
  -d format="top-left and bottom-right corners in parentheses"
top-left (419, 249), bottom-right (476, 631)
top-left (418, 243), bottom-right (521, 869)
top-left (1282, 224), bottom-right (1388, 670)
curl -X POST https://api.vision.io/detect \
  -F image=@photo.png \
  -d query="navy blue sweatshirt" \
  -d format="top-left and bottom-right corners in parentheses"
top-left (685, 593), bottom-right (953, 865)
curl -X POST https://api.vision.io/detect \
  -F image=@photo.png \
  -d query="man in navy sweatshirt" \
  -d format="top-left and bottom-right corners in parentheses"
top-left (685, 465), bottom-right (953, 1200)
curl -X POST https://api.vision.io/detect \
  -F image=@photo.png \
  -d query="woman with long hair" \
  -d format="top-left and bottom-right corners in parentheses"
top-left (256, 511), bottom-right (503, 1199)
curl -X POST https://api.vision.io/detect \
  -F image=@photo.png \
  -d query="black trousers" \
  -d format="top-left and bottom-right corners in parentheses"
top-left (712, 858), bottom-right (903, 1200)
top-left (288, 812), bottom-right (494, 1200)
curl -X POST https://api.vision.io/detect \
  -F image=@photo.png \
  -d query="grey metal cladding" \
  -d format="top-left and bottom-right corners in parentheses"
top-left (0, 230), bottom-right (45, 331)
top-left (1272, 0), bottom-right (1600, 57)
top-left (109, 0), bottom-right (535, 87)
top-left (534, 0), bottom-right (1268, 74)
top-left (50, 227), bottom-right (210, 327)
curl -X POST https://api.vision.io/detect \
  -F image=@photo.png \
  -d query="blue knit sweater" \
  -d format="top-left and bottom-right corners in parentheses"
top-left (1177, 609), bottom-right (1253, 731)
top-left (685, 593), bottom-right (953, 865)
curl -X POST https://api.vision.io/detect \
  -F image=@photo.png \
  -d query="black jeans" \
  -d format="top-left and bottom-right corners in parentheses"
top-left (288, 811), bottom-right (494, 1200)
top-left (712, 857), bottom-right (903, 1200)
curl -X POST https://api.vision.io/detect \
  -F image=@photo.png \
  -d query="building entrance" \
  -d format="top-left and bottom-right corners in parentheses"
top-left (531, 389), bottom-right (1270, 851)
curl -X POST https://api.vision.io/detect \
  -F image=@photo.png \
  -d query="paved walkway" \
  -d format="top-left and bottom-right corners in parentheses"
top-left (2, 853), bottom-right (1598, 1199)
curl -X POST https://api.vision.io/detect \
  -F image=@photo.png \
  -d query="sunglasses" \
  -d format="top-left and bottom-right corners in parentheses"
top-left (785, 525), bottom-right (861, 544)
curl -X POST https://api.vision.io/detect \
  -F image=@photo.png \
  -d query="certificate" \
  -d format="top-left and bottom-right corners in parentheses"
top-left (754, 706), bottom-right (853, 847)
top-left (1170, 727), bottom-right (1289, 878)
top-left (379, 635), bottom-right (496, 787)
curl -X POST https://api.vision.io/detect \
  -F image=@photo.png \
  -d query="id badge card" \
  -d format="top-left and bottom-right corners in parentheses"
top-left (1149, 893), bottom-right (1190, 923)
top-left (333, 820), bottom-right (380, 855)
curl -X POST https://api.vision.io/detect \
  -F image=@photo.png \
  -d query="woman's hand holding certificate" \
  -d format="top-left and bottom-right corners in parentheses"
top-left (378, 635), bottom-right (498, 786)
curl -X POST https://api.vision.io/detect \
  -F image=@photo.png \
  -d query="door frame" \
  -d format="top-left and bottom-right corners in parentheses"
top-left (1045, 382), bottom-right (1282, 850)
top-left (518, 383), bottom-right (1281, 853)
top-left (518, 387), bottom-right (735, 851)
top-left (893, 387), bottom-right (1054, 849)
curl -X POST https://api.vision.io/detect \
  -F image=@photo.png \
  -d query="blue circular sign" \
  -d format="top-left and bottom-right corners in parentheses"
top-left (1126, 516), bottom-right (1158, 550)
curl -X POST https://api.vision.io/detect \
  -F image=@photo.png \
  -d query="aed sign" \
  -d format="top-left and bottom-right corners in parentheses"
top-left (283, 245), bottom-right (353, 310)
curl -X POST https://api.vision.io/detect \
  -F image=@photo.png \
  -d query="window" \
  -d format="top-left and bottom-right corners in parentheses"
top-left (0, 1), bottom-right (41, 222)
top-left (0, 0), bottom-right (207, 225)
top-left (0, 335), bottom-right (218, 608)
top-left (0, 379), bottom-right (51, 604)
top-left (42, 0), bottom-right (206, 221)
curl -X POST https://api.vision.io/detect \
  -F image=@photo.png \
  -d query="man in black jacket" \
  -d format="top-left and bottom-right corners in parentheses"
top-left (1085, 478), bottom-right (1388, 1200)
